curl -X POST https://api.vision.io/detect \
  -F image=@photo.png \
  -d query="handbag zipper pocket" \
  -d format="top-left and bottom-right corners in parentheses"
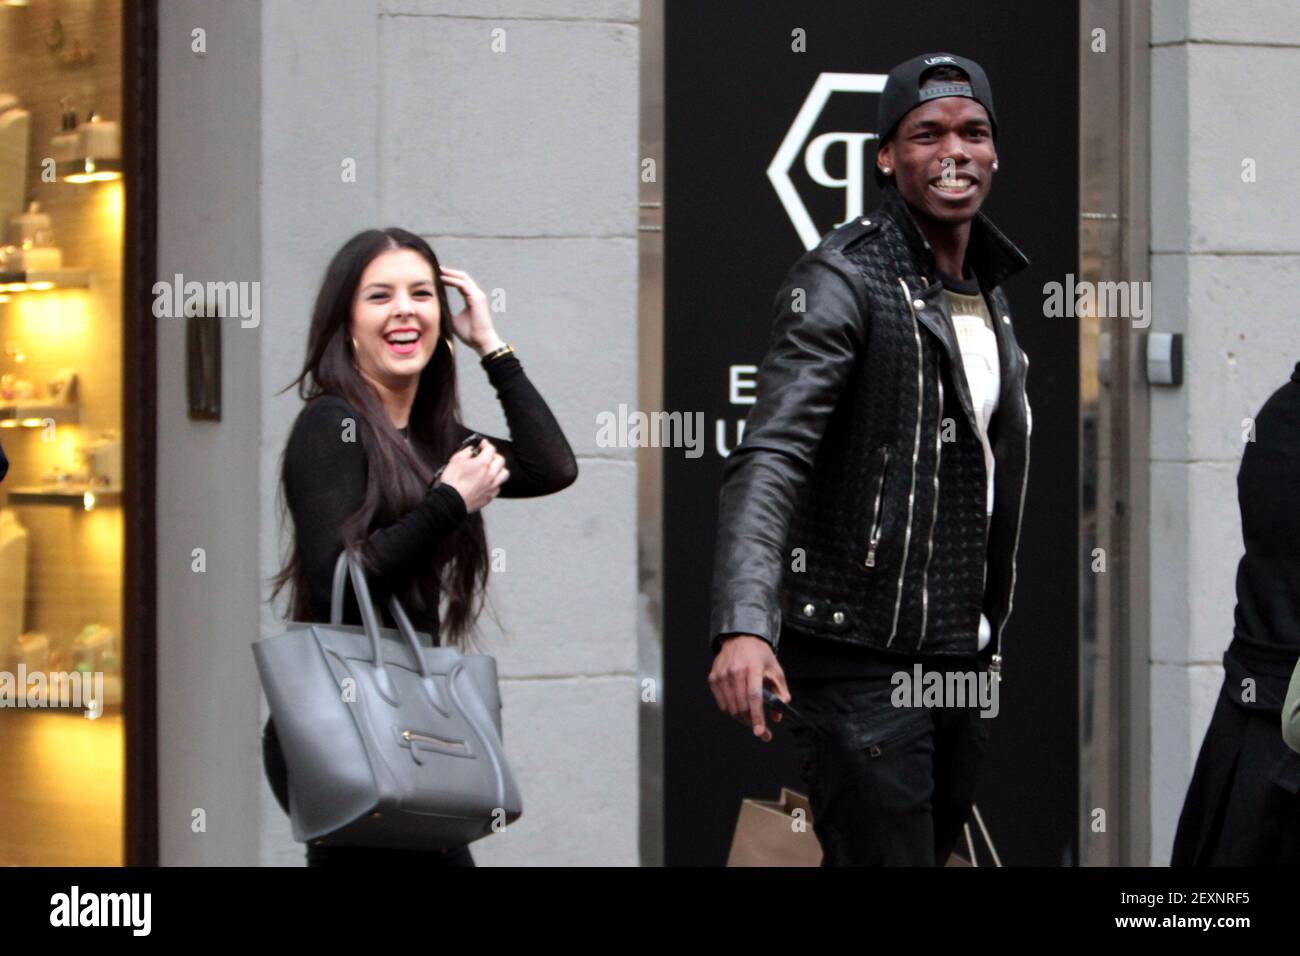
top-left (864, 447), bottom-right (891, 567)
top-left (398, 727), bottom-right (472, 765)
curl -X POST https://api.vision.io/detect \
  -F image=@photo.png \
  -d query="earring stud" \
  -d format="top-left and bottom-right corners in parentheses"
top-left (992, 161), bottom-right (999, 171)
top-left (882, 166), bottom-right (892, 175)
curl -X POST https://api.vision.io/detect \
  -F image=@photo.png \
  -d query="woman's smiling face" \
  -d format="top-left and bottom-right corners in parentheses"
top-left (351, 247), bottom-right (441, 386)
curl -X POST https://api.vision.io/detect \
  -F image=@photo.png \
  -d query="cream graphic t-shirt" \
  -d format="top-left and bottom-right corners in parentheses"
top-left (943, 285), bottom-right (999, 651)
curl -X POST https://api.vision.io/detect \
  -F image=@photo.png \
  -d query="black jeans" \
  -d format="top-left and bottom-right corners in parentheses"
top-left (787, 664), bottom-right (993, 866)
top-left (262, 717), bottom-right (476, 867)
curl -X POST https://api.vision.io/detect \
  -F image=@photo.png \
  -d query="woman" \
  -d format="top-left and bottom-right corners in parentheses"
top-left (1171, 360), bottom-right (1300, 865)
top-left (265, 227), bottom-right (577, 867)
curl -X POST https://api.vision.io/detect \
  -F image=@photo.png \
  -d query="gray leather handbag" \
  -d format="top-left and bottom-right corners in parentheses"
top-left (253, 549), bottom-right (522, 850)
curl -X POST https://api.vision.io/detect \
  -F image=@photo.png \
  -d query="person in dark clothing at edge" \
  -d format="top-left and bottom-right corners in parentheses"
top-left (708, 54), bottom-right (1031, 866)
top-left (1172, 363), bottom-right (1300, 865)
top-left (264, 227), bottom-right (577, 867)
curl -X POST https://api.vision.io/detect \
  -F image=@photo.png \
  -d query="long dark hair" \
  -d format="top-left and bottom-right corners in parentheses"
top-left (269, 227), bottom-right (489, 646)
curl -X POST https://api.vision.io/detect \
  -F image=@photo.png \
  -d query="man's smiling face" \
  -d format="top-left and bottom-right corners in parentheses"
top-left (877, 95), bottom-right (997, 225)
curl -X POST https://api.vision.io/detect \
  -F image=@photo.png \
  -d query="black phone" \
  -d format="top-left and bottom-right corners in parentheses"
top-left (762, 687), bottom-right (804, 725)
top-left (458, 432), bottom-right (485, 456)
top-left (431, 433), bottom-right (485, 485)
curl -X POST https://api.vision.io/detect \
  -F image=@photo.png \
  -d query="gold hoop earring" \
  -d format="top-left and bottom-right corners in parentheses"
top-left (351, 336), bottom-right (359, 352)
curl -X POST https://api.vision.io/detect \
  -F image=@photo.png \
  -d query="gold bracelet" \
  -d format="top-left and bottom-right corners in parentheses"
top-left (480, 343), bottom-right (515, 367)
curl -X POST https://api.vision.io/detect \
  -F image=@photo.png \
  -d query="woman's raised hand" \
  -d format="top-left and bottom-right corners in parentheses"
top-left (439, 439), bottom-right (509, 513)
top-left (439, 267), bottom-right (504, 356)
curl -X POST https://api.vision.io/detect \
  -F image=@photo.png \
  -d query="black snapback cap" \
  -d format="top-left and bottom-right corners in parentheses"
top-left (874, 52), bottom-right (997, 185)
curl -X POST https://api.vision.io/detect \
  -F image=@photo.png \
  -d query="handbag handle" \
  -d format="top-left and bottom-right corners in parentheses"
top-left (961, 803), bottom-right (1003, 867)
top-left (329, 549), bottom-right (432, 685)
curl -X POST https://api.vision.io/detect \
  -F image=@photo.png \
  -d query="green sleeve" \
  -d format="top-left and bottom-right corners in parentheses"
top-left (1283, 658), bottom-right (1300, 753)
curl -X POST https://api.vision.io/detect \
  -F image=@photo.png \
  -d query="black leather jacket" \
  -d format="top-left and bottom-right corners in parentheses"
top-left (709, 183), bottom-right (1031, 673)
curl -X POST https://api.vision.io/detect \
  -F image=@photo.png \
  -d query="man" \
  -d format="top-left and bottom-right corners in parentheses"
top-left (707, 53), bottom-right (1031, 866)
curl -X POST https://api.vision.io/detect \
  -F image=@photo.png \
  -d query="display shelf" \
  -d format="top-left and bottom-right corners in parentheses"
top-left (0, 268), bottom-right (90, 293)
top-left (56, 157), bottom-right (123, 183)
top-left (5, 485), bottom-right (122, 509)
top-left (0, 403), bottom-right (78, 426)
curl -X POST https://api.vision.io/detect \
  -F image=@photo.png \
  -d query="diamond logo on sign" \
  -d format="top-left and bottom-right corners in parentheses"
top-left (767, 73), bottom-right (889, 250)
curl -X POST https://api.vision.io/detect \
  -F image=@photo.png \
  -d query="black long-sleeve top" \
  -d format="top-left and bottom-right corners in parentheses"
top-left (1223, 360), bottom-right (1300, 714)
top-left (282, 354), bottom-right (577, 640)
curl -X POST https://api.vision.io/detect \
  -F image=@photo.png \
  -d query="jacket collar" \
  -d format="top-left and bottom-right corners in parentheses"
top-left (877, 181), bottom-right (1030, 290)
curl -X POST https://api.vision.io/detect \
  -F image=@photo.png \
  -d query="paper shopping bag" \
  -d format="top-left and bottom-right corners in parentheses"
top-left (726, 788), bottom-right (984, 866)
top-left (726, 788), bottom-right (822, 866)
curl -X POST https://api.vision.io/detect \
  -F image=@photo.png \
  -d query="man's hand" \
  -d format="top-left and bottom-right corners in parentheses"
top-left (708, 635), bottom-right (791, 743)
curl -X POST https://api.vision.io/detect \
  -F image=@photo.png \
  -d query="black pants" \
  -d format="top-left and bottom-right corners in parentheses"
top-left (787, 666), bottom-right (993, 866)
top-left (262, 717), bottom-right (476, 867)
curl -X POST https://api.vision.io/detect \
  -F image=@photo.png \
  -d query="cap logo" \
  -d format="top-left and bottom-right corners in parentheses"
top-left (924, 55), bottom-right (957, 65)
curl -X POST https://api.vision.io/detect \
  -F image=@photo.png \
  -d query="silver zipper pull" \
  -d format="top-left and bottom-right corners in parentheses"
top-left (864, 545), bottom-right (877, 568)
top-left (990, 653), bottom-right (1002, 682)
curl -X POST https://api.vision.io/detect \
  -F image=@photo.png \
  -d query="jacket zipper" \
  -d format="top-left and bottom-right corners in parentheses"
top-left (864, 447), bottom-right (891, 567)
top-left (917, 374), bottom-right (943, 648)
top-left (992, 350), bottom-right (1030, 680)
top-left (888, 278), bottom-right (924, 647)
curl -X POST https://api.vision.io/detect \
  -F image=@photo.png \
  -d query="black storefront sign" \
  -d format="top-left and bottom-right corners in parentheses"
top-left (662, 0), bottom-right (1080, 866)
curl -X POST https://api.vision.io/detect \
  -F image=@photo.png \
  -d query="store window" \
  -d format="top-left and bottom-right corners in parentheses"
top-left (0, 0), bottom-right (125, 866)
